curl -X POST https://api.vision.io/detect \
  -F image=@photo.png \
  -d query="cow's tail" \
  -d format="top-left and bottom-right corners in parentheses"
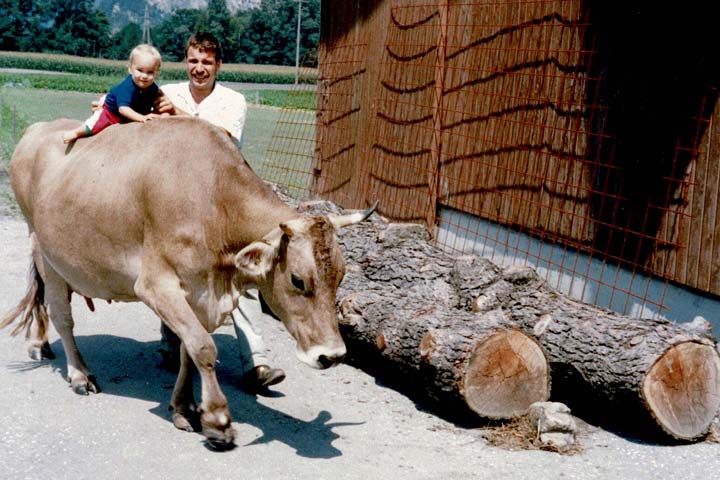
top-left (0, 257), bottom-right (49, 340)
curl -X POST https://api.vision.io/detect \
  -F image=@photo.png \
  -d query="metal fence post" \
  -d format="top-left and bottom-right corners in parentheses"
top-left (12, 104), bottom-right (17, 144)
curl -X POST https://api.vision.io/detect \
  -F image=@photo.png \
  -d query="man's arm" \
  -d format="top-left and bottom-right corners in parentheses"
top-left (209, 86), bottom-right (247, 144)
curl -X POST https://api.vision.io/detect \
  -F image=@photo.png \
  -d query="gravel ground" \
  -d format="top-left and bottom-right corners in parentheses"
top-left (0, 199), bottom-right (719, 479)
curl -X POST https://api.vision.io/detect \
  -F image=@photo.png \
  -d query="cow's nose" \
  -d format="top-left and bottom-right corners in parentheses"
top-left (318, 352), bottom-right (345, 369)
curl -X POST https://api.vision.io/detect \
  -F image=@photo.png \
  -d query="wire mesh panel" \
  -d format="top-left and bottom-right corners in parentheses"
top-left (264, 0), bottom-right (720, 320)
top-left (440, 1), bottom-right (592, 241)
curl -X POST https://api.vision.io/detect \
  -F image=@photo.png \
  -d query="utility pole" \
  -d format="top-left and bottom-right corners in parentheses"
top-left (295, 0), bottom-right (303, 85)
top-left (142, 2), bottom-right (152, 45)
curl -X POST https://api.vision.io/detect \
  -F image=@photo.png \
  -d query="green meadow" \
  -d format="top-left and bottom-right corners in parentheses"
top-left (0, 84), bottom-right (316, 201)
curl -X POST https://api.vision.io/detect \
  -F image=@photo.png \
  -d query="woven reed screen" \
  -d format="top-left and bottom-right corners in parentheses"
top-left (260, 0), bottom-right (720, 316)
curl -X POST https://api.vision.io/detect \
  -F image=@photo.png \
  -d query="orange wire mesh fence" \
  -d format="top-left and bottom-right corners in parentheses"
top-left (259, 1), bottom-right (720, 321)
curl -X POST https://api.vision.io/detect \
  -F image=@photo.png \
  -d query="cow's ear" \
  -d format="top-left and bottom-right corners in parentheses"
top-left (234, 240), bottom-right (277, 281)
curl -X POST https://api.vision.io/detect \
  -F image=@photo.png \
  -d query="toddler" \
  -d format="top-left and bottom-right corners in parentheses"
top-left (62, 44), bottom-right (163, 143)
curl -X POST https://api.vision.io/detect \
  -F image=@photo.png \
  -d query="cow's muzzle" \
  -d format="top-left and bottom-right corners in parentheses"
top-left (296, 345), bottom-right (347, 369)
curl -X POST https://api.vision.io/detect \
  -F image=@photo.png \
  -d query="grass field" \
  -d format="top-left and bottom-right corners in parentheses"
top-left (0, 86), bottom-right (315, 169)
top-left (0, 50), bottom-right (317, 84)
top-left (0, 85), bottom-right (317, 213)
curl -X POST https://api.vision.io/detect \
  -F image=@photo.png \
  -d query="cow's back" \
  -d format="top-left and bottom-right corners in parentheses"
top-left (10, 118), bottom-right (80, 221)
top-left (9, 116), bottom-right (291, 301)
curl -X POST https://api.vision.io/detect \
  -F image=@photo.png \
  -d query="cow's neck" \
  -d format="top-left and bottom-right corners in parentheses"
top-left (207, 159), bottom-right (298, 253)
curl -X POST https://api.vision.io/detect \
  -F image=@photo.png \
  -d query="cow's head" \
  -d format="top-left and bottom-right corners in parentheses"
top-left (233, 202), bottom-right (377, 369)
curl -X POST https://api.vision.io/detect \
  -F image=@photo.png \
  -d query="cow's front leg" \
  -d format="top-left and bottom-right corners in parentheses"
top-left (135, 272), bottom-right (235, 449)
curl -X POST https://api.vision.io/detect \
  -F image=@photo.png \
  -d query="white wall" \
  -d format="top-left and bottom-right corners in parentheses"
top-left (436, 208), bottom-right (720, 337)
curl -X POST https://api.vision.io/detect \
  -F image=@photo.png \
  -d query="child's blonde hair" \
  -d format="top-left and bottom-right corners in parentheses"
top-left (129, 44), bottom-right (162, 69)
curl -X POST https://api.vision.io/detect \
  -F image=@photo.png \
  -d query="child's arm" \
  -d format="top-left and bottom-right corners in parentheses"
top-left (118, 106), bottom-right (158, 123)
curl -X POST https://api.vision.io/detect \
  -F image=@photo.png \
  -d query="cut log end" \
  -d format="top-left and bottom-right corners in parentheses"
top-left (463, 330), bottom-right (550, 419)
top-left (643, 341), bottom-right (720, 441)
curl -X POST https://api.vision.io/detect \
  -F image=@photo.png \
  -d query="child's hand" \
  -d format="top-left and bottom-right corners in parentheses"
top-left (143, 113), bottom-right (161, 122)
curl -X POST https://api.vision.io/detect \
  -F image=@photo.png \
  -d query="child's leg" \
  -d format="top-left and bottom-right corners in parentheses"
top-left (61, 125), bottom-right (91, 144)
top-left (83, 104), bottom-right (104, 132)
top-left (61, 95), bottom-right (106, 144)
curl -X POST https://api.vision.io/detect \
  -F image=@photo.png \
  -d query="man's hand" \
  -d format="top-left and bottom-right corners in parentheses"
top-left (154, 89), bottom-right (177, 115)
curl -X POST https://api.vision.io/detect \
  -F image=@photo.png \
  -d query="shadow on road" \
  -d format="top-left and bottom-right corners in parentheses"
top-left (19, 333), bottom-right (362, 458)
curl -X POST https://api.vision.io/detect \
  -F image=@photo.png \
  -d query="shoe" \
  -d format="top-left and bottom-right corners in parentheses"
top-left (242, 365), bottom-right (286, 393)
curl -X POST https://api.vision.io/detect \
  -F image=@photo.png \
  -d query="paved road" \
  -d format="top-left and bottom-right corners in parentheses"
top-left (0, 214), bottom-right (719, 479)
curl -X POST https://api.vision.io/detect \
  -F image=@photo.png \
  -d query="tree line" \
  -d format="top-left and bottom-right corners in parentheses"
top-left (0, 0), bottom-right (320, 66)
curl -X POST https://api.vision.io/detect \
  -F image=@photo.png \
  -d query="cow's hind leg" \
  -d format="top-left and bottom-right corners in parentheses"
top-left (170, 343), bottom-right (201, 432)
top-left (41, 257), bottom-right (99, 394)
top-left (135, 271), bottom-right (235, 449)
top-left (26, 233), bottom-right (55, 361)
top-left (1, 251), bottom-right (55, 361)
top-left (27, 311), bottom-right (54, 361)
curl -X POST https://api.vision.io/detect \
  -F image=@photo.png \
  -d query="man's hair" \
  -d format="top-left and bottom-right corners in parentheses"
top-left (129, 44), bottom-right (162, 68)
top-left (185, 32), bottom-right (223, 62)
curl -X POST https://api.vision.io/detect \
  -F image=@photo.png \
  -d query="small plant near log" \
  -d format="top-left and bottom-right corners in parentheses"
top-left (481, 416), bottom-right (583, 455)
top-left (706, 418), bottom-right (720, 443)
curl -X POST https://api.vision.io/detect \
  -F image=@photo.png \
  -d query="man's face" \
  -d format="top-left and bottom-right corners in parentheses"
top-left (186, 46), bottom-right (222, 92)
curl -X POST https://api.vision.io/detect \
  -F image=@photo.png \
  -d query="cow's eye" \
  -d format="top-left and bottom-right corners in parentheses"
top-left (291, 273), bottom-right (305, 292)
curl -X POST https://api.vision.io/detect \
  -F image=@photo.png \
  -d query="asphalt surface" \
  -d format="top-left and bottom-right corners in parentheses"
top-left (1, 213), bottom-right (719, 480)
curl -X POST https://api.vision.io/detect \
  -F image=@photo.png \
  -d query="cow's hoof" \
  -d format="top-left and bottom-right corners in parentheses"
top-left (172, 410), bottom-right (200, 432)
top-left (69, 375), bottom-right (101, 395)
top-left (28, 342), bottom-right (55, 361)
top-left (201, 411), bottom-right (235, 451)
top-left (203, 425), bottom-right (236, 451)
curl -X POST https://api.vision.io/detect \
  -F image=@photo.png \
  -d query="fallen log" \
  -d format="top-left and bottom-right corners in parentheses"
top-left (335, 220), bottom-right (550, 420)
top-left (339, 292), bottom-right (550, 419)
top-left (327, 207), bottom-right (720, 441)
top-left (504, 275), bottom-right (720, 441)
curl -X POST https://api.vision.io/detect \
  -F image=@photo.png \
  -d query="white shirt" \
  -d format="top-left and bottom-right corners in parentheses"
top-left (160, 81), bottom-right (247, 147)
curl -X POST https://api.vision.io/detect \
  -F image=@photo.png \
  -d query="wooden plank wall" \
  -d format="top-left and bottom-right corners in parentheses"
top-left (651, 93), bottom-right (720, 295)
top-left (318, 0), bottom-right (594, 235)
top-left (315, 0), bottom-right (390, 211)
top-left (316, 0), bottom-right (720, 298)
top-left (438, 1), bottom-right (593, 245)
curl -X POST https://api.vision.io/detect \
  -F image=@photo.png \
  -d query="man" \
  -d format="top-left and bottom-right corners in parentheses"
top-left (153, 32), bottom-right (285, 392)
top-left (154, 33), bottom-right (246, 147)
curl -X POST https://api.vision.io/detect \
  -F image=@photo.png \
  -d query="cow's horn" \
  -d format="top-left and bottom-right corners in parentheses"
top-left (329, 200), bottom-right (378, 229)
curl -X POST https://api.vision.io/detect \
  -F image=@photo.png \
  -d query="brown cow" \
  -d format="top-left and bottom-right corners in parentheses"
top-left (1, 117), bottom-right (376, 449)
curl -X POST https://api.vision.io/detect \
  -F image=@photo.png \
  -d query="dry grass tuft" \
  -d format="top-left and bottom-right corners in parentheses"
top-left (706, 420), bottom-right (720, 443)
top-left (481, 416), bottom-right (583, 455)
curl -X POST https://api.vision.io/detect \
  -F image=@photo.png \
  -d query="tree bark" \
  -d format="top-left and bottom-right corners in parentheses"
top-left (338, 290), bottom-right (550, 420)
top-left (507, 285), bottom-right (720, 441)
top-left (329, 209), bottom-right (720, 441)
top-left (334, 220), bottom-right (550, 420)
